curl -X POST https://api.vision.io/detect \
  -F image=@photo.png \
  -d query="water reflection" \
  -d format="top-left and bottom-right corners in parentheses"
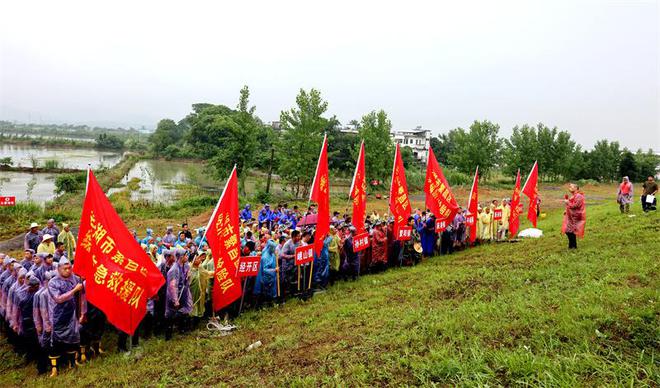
top-left (0, 172), bottom-right (58, 203)
top-left (0, 144), bottom-right (122, 169)
top-left (108, 160), bottom-right (220, 203)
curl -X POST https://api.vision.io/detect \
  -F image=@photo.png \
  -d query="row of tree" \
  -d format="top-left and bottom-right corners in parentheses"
top-left (149, 86), bottom-right (658, 197)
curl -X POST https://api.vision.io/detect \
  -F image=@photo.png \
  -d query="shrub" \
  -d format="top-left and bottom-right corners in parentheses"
top-left (55, 172), bottom-right (86, 194)
top-left (43, 159), bottom-right (61, 170)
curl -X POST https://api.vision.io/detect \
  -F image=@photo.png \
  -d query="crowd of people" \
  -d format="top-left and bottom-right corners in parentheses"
top-left (3, 176), bottom-right (654, 377)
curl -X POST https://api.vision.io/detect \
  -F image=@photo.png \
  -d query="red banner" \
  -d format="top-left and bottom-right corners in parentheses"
top-left (389, 144), bottom-right (412, 239)
top-left (0, 196), bottom-right (16, 206)
top-left (435, 219), bottom-right (448, 233)
top-left (424, 147), bottom-right (459, 222)
top-left (493, 208), bottom-right (502, 220)
top-left (236, 256), bottom-right (260, 277)
top-left (350, 141), bottom-right (367, 234)
top-left (509, 170), bottom-right (522, 236)
top-left (465, 213), bottom-right (476, 227)
top-left (466, 167), bottom-right (479, 242)
top-left (522, 161), bottom-right (539, 227)
top-left (397, 225), bottom-right (412, 241)
top-left (353, 231), bottom-right (370, 252)
top-left (295, 245), bottom-right (314, 265)
top-left (310, 134), bottom-right (330, 255)
top-left (74, 170), bottom-right (164, 335)
top-left (205, 166), bottom-right (242, 312)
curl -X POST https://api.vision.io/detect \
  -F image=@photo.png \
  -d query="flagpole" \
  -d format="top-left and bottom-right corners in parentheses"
top-left (201, 164), bottom-right (236, 318)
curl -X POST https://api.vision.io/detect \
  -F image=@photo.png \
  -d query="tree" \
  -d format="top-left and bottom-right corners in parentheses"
top-left (277, 88), bottom-right (332, 198)
top-left (618, 150), bottom-right (638, 180)
top-left (328, 127), bottom-right (359, 171)
top-left (430, 133), bottom-right (455, 166)
top-left (447, 120), bottom-right (502, 180)
top-left (95, 133), bottom-right (124, 150)
top-left (150, 119), bottom-right (184, 153)
top-left (635, 149), bottom-right (660, 181)
top-left (357, 110), bottom-right (394, 182)
top-left (186, 86), bottom-right (261, 194)
top-left (587, 140), bottom-right (621, 182)
top-left (503, 125), bottom-right (539, 177)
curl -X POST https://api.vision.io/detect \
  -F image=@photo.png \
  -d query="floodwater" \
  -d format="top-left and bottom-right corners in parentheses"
top-left (0, 144), bottom-right (122, 170)
top-left (0, 171), bottom-right (58, 203)
top-left (108, 160), bottom-right (221, 203)
top-left (0, 145), bottom-right (123, 204)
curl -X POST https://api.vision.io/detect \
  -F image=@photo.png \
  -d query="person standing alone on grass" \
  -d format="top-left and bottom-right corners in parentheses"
top-left (562, 183), bottom-right (586, 249)
top-left (617, 176), bottom-right (634, 214)
top-left (641, 176), bottom-right (658, 212)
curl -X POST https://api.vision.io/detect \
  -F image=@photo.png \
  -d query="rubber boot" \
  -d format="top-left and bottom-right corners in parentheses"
top-left (49, 356), bottom-right (59, 377)
top-left (79, 346), bottom-right (87, 363)
top-left (95, 342), bottom-right (105, 354)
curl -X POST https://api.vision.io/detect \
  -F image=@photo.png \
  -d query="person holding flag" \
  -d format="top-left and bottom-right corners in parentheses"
top-left (509, 170), bottom-right (522, 238)
top-left (522, 161), bottom-right (539, 227)
top-left (466, 167), bottom-right (479, 245)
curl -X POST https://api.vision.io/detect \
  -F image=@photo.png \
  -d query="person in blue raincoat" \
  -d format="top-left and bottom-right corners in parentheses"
top-left (421, 214), bottom-right (437, 257)
top-left (194, 228), bottom-right (206, 247)
top-left (254, 238), bottom-right (278, 302)
top-left (47, 258), bottom-right (84, 376)
top-left (313, 234), bottom-right (332, 289)
top-left (141, 228), bottom-right (153, 245)
top-left (258, 204), bottom-right (272, 229)
top-left (240, 204), bottom-right (252, 221)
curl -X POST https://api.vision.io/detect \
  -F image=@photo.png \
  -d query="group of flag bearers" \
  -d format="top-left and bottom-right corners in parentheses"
top-left (0, 134), bottom-right (578, 378)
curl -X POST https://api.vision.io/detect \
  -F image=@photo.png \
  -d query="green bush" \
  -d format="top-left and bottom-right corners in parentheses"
top-left (0, 157), bottom-right (13, 166)
top-left (55, 172), bottom-right (86, 194)
top-left (43, 159), bottom-right (61, 170)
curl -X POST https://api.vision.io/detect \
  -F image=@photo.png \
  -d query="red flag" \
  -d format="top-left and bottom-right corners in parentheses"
top-left (509, 169), bottom-right (522, 237)
top-left (350, 141), bottom-right (367, 234)
top-left (74, 170), bottom-right (164, 335)
top-left (424, 147), bottom-right (459, 222)
top-left (389, 143), bottom-right (412, 239)
top-left (310, 134), bottom-right (330, 255)
top-left (522, 161), bottom-right (539, 227)
top-left (466, 166), bottom-right (479, 243)
top-left (205, 166), bottom-right (242, 312)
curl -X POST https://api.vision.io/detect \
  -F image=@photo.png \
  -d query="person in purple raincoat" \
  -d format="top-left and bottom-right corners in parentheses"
top-left (47, 258), bottom-right (84, 376)
top-left (34, 270), bottom-right (54, 374)
top-left (17, 275), bottom-right (40, 363)
top-left (165, 249), bottom-right (192, 340)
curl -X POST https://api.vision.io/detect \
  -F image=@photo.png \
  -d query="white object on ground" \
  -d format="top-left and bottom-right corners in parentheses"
top-left (518, 228), bottom-right (543, 238)
top-left (246, 341), bottom-right (262, 351)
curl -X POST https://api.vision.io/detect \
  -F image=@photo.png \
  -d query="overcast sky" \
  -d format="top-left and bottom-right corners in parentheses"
top-left (1, 0), bottom-right (658, 150)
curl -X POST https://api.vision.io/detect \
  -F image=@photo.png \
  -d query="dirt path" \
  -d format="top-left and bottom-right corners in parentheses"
top-left (0, 227), bottom-right (79, 255)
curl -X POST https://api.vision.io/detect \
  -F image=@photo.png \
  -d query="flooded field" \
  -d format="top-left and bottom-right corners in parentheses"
top-left (107, 159), bottom-right (222, 203)
top-left (0, 144), bottom-right (122, 169)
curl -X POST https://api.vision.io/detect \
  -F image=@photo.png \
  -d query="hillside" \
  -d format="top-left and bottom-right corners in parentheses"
top-left (0, 200), bottom-right (658, 386)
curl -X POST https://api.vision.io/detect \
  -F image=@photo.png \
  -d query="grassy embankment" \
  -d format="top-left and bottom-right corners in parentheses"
top-left (0, 195), bottom-right (657, 386)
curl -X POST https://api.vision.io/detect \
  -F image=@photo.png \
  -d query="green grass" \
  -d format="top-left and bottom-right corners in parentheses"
top-left (0, 201), bottom-right (658, 386)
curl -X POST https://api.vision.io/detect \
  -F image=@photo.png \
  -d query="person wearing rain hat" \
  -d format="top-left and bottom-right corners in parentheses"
top-left (162, 226), bottom-right (176, 247)
top-left (33, 270), bottom-right (56, 374)
top-left (57, 223), bottom-right (76, 261)
top-left (141, 228), bottom-right (154, 245)
top-left (7, 267), bottom-right (28, 337)
top-left (37, 234), bottom-right (56, 255)
top-left (17, 274), bottom-right (40, 364)
top-left (24, 222), bottom-right (43, 252)
top-left (47, 257), bottom-right (84, 375)
top-left (21, 249), bottom-right (35, 271)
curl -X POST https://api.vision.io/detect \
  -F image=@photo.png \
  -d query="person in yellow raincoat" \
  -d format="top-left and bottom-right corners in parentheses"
top-left (188, 251), bottom-right (214, 324)
top-left (57, 223), bottom-right (76, 260)
top-left (480, 207), bottom-right (493, 241)
top-left (327, 226), bottom-right (341, 285)
top-left (497, 199), bottom-right (511, 240)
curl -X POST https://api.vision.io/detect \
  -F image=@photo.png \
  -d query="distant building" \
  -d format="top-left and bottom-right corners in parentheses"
top-left (391, 126), bottom-right (431, 163)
